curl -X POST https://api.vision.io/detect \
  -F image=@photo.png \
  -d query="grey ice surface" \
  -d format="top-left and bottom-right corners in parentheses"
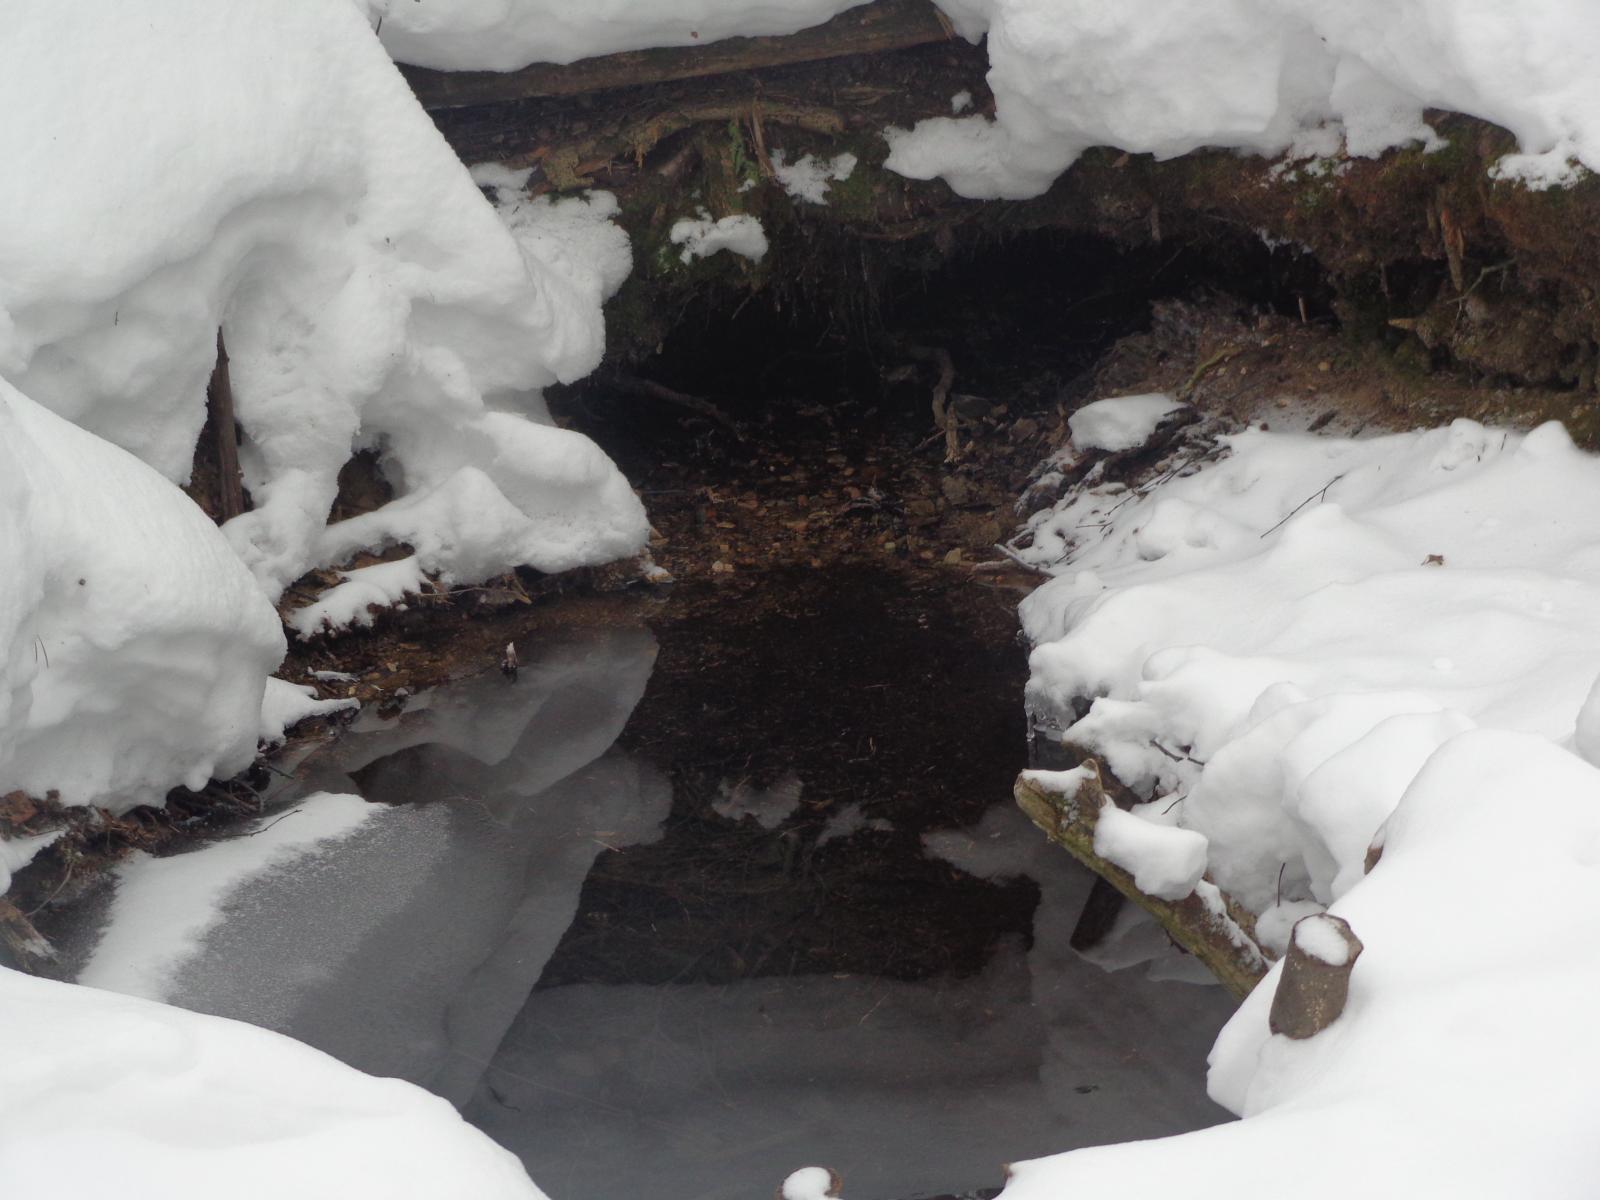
top-left (467, 802), bottom-right (1236, 1200)
top-left (57, 618), bottom-right (1237, 1200)
top-left (67, 624), bottom-right (666, 1106)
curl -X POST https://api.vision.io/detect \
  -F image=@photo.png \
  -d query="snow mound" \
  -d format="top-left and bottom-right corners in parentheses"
top-left (886, 0), bottom-right (1600, 198)
top-left (1, 0), bottom-right (647, 608)
top-left (0, 380), bottom-right (283, 815)
top-left (371, 0), bottom-right (869, 71)
top-left (1021, 418), bottom-right (1600, 914)
top-left (1068, 394), bottom-right (1186, 453)
top-left (1008, 415), bottom-right (1600, 1194)
top-left (0, 964), bottom-right (545, 1200)
top-left (1000, 731), bottom-right (1600, 1199)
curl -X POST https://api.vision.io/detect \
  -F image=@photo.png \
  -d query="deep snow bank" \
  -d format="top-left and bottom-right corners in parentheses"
top-left (0, 964), bottom-right (544, 1200)
top-left (1000, 732), bottom-right (1600, 1200)
top-left (0, 0), bottom-right (647, 608)
top-left (369, 0), bottom-right (870, 72)
top-left (0, 381), bottom-right (283, 824)
top-left (887, 0), bottom-right (1600, 197)
top-left (1008, 411), bottom-right (1600, 1194)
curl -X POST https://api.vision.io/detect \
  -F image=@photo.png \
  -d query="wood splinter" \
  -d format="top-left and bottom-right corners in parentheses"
top-left (1268, 913), bottom-right (1364, 1040)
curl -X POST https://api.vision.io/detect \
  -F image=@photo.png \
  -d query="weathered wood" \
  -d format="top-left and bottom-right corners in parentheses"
top-left (1014, 764), bottom-right (1269, 999)
top-left (206, 329), bottom-right (245, 523)
top-left (1268, 913), bottom-right (1363, 1039)
top-left (402, 0), bottom-right (955, 111)
top-left (0, 898), bottom-right (56, 975)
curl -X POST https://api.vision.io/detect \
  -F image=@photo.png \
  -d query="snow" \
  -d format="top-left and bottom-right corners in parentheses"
top-left (371, 0), bottom-right (870, 71)
top-left (1000, 732), bottom-right (1600, 1199)
top-left (1, 0), bottom-right (648, 609)
top-left (1092, 803), bottom-right (1208, 901)
top-left (1291, 912), bottom-right (1352, 966)
top-left (772, 150), bottom-right (860, 205)
top-left (782, 1166), bottom-right (840, 1200)
top-left (882, 0), bottom-right (1600, 198)
top-left (1068, 394), bottom-right (1186, 453)
top-left (714, 771), bottom-right (805, 830)
top-left (78, 793), bottom-right (379, 1003)
top-left (671, 211), bottom-right (771, 264)
top-left (0, 965), bottom-right (545, 1200)
top-left (64, 626), bottom-right (663, 1108)
top-left (0, 380), bottom-right (283, 816)
top-left (259, 678), bottom-right (359, 744)
top-left (1008, 414), bottom-right (1600, 1195)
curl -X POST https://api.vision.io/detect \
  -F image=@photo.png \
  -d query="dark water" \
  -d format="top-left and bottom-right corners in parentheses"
top-left (50, 570), bottom-right (1235, 1200)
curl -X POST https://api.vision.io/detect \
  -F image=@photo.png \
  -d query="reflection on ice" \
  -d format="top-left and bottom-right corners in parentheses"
top-left (67, 624), bottom-right (667, 1106)
top-left (466, 802), bottom-right (1232, 1200)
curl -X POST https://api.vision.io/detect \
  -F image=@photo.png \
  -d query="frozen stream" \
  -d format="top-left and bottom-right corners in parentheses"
top-left (48, 571), bottom-right (1234, 1199)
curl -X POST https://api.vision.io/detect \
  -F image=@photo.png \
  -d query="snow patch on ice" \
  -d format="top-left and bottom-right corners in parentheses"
top-left (78, 793), bottom-right (379, 1003)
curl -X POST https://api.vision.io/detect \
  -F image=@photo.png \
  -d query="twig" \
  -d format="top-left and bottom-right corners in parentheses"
top-left (1259, 472), bottom-right (1346, 539)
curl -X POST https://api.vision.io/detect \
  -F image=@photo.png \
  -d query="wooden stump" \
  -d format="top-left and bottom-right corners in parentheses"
top-left (1269, 913), bottom-right (1364, 1039)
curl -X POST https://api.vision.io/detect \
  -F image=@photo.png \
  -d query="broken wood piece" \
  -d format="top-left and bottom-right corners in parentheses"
top-left (206, 328), bottom-right (246, 523)
top-left (402, 0), bottom-right (954, 111)
top-left (0, 898), bottom-right (57, 975)
top-left (1268, 913), bottom-right (1364, 1039)
top-left (904, 344), bottom-right (959, 461)
top-left (1015, 764), bottom-right (1268, 998)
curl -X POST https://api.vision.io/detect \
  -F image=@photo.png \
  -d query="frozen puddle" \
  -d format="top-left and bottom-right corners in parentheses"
top-left (50, 576), bottom-right (1235, 1200)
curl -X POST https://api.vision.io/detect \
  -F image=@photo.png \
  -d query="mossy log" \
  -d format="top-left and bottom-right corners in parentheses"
top-left (1014, 764), bottom-right (1268, 998)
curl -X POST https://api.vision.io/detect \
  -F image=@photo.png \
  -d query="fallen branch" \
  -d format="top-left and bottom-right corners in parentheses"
top-left (1015, 764), bottom-right (1268, 998)
top-left (610, 374), bottom-right (744, 435)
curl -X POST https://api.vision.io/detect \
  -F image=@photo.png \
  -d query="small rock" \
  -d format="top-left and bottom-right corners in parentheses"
top-left (943, 548), bottom-right (963, 566)
top-left (711, 560), bottom-right (735, 575)
top-left (1317, 360), bottom-right (1332, 372)
top-left (940, 476), bottom-right (972, 505)
top-left (1011, 417), bottom-right (1039, 441)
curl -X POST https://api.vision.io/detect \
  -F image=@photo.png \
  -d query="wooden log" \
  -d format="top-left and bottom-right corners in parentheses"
top-left (1268, 913), bottom-right (1364, 1039)
top-left (206, 329), bottom-right (245, 523)
top-left (402, 0), bottom-right (955, 111)
top-left (1014, 764), bottom-right (1269, 998)
top-left (0, 898), bottom-right (57, 975)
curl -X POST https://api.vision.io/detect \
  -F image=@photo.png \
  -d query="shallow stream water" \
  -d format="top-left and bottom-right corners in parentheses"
top-left (49, 569), bottom-right (1235, 1200)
